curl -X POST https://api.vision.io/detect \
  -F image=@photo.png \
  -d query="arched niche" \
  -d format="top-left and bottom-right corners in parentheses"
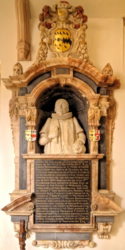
top-left (35, 84), bottom-right (90, 153)
top-left (25, 76), bottom-right (100, 154)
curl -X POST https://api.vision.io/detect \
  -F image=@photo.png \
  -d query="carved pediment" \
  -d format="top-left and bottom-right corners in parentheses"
top-left (91, 193), bottom-right (123, 215)
top-left (2, 193), bottom-right (33, 216)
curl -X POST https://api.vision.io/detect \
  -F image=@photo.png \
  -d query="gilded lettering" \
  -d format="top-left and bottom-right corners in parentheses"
top-left (35, 159), bottom-right (90, 224)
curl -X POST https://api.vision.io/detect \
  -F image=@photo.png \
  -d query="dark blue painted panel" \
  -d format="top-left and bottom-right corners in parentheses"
top-left (36, 233), bottom-right (90, 241)
top-left (11, 216), bottom-right (29, 222)
top-left (73, 71), bottom-right (98, 93)
top-left (19, 117), bottom-right (27, 189)
top-left (27, 72), bottom-right (51, 93)
top-left (98, 117), bottom-right (107, 189)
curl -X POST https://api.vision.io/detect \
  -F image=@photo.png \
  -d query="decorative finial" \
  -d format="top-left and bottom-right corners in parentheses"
top-left (13, 62), bottom-right (23, 76)
top-left (102, 63), bottom-right (113, 76)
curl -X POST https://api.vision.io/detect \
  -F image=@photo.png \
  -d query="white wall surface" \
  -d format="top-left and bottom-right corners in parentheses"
top-left (0, 1), bottom-right (125, 250)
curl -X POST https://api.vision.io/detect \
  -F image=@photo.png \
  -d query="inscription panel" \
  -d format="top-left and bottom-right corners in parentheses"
top-left (35, 160), bottom-right (91, 224)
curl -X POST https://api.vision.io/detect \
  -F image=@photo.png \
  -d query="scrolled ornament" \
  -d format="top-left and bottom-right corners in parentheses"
top-left (32, 240), bottom-right (37, 246)
top-left (91, 203), bottom-right (98, 211)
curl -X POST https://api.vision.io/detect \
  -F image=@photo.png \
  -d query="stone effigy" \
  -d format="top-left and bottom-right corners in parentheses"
top-left (39, 99), bottom-right (86, 154)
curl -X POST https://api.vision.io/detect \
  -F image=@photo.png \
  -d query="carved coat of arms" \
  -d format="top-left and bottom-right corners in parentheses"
top-left (54, 28), bottom-right (72, 52)
top-left (35, 1), bottom-right (91, 63)
top-left (89, 129), bottom-right (100, 142)
top-left (25, 130), bottom-right (37, 142)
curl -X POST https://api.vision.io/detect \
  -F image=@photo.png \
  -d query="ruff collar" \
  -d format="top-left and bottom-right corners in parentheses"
top-left (52, 112), bottom-right (72, 120)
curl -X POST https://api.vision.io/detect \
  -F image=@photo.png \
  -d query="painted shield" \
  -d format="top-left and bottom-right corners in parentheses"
top-left (31, 130), bottom-right (37, 141)
top-left (25, 130), bottom-right (37, 142)
top-left (95, 130), bottom-right (100, 141)
top-left (54, 28), bottom-right (72, 53)
top-left (89, 129), bottom-right (100, 141)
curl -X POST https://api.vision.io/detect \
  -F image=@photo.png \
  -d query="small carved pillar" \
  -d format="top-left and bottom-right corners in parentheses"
top-left (19, 220), bottom-right (26, 250)
top-left (88, 96), bottom-right (109, 155)
top-left (15, 0), bottom-right (30, 61)
top-left (25, 103), bottom-right (37, 154)
top-left (88, 100), bottom-right (101, 154)
top-left (25, 104), bottom-right (37, 192)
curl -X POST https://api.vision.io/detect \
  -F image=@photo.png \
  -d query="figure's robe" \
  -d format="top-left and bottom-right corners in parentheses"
top-left (39, 112), bottom-right (85, 154)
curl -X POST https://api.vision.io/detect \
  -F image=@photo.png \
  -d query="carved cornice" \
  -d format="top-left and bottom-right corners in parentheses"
top-left (2, 58), bottom-right (120, 90)
top-left (22, 154), bottom-right (104, 160)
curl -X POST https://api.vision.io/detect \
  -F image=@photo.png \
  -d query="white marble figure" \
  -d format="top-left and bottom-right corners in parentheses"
top-left (39, 99), bottom-right (86, 154)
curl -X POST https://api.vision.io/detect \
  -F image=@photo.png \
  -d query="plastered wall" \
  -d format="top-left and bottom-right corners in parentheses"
top-left (0, 1), bottom-right (125, 249)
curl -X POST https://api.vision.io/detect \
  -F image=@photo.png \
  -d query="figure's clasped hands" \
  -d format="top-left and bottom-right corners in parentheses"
top-left (73, 139), bottom-right (86, 154)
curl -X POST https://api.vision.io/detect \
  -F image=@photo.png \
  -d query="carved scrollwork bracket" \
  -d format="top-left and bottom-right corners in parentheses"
top-left (97, 223), bottom-right (113, 239)
top-left (99, 96), bottom-right (109, 117)
top-left (32, 240), bottom-right (95, 249)
top-left (88, 104), bottom-right (101, 127)
top-left (14, 221), bottom-right (31, 239)
top-left (88, 95), bottom-right (109, 128)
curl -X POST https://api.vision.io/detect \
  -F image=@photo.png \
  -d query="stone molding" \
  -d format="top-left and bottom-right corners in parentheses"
top-left (2, 58), bottom-right (120, 90)
top-left (101, 64), bottom-right (117, 189)
top-left (22, 154), bottom-right (104, 160)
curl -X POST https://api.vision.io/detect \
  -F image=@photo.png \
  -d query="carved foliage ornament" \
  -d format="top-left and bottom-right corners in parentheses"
top-left (35, 1), bottom-right (91, 64)
top-left (39, 2), bottom-right (87, 29)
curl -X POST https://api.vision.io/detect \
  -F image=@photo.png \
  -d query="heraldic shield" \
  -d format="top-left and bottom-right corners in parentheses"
top-left (54, 28), bottom-right (72, 53)
top-left (25, 130), bottom-right (37, 142)
top-left (89, 129), bottom-right (100, 141)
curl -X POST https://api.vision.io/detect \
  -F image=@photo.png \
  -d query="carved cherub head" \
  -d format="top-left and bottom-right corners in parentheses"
top-left (102, 63), bottom-right (113, 76)
top-left (55, 99), bottom-right (69, 115)
top-left (13, 62), bottom-right (23, 76)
